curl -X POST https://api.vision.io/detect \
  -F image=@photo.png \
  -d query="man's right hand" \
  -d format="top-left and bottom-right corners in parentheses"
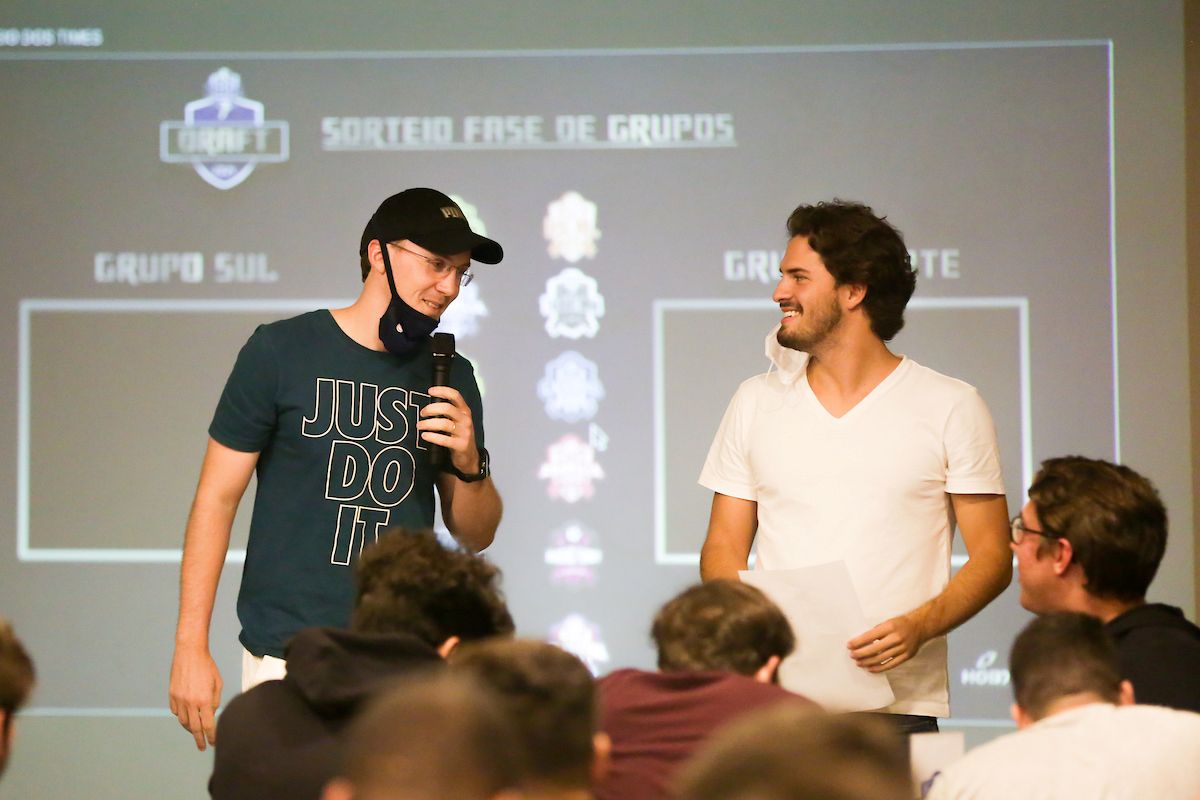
top-left (169, 645), bottom-right (222, 751)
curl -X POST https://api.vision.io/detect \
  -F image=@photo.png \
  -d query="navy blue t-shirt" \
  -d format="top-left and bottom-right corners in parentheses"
top-left (209, 310), bottom-right (485, 657)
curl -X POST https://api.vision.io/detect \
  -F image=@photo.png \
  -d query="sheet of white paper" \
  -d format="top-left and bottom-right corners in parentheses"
top-left (910, 731), bottom-right (965, 798)
top-left (741, 562), bottom-right (895, 712)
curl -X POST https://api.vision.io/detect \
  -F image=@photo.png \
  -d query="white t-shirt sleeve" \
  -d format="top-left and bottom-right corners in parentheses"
top-left (943, 386), bottom-right (1005, 495)
top-left (698, 378), bottom-right (759, 501)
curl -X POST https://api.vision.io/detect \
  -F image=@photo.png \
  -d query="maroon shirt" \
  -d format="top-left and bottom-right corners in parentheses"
top-left (596, 668), bottom-right (815, 800)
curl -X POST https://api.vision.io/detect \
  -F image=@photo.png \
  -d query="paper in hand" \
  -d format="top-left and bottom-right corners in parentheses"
top-left (741, 561), bottom-right (895, 712)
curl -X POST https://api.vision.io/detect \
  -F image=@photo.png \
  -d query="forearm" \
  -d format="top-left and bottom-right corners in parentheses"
top-left (440, 477), bottom-right (502, 552)
top-left (174, 501), bottom-right (235, 651)
top-left (700, 540), bottom-right (749, 581)
top-left (907, 546), bottom-right (1012, 640)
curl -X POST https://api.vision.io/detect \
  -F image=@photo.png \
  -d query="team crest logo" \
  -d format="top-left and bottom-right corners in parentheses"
top-left (548, 613), bottom-right (610, 675)
top-left (539, 267), bottom-right (606, 339)
top-left (538, 434), bottom-right (604, 503)
top-left (160, 67), bottom-right (289, 190)
top-left (537, 351), bottom-right (605, 422)
top-left (543, 191), bottom-right (601, 262)
top-left (544, 521), bottom-right (603, 588)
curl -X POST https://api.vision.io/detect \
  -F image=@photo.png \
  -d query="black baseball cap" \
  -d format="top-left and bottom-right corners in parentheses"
top-left (359, 188), bottom-right (503, 264)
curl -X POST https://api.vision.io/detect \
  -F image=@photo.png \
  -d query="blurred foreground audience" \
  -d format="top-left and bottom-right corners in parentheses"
top-left (1013, 456), bottom-right (1200, 711)
top-left (321, 673), bottom-right (523, 800)
top-left (452, 638), bottom-right (606, 800)
top-left (926, 612), bottom-right (1200, 799)
top-left (210, 529), bottom-right (513, 800)
top-left (673, 704), bottom-right (910, 800)
top-left (596, 580), bottom-right (813, 800)
top-left (0, 618), bottom-right (35, 781)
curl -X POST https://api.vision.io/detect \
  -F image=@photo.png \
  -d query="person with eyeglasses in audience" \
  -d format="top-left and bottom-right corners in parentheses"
top-left (1010, 455), bottom-right (1200, 713)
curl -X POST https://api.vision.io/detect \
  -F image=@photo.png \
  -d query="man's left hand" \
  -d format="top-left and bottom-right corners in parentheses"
top-left (418, 385), bottom-right (480, 475)
top-left (847, 614), bottom-right (928, 672)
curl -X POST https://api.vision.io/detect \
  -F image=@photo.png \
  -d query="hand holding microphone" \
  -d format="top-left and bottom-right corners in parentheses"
top-left (428, 332), bottom-right (455, 470)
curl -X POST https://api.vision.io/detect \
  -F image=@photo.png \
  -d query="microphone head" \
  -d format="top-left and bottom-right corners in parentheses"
top-left (432, 332), bottom-right (456, 358)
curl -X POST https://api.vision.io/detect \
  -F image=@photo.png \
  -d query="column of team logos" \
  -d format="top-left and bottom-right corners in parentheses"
top-left (536, 191), bottom-right (611, 674)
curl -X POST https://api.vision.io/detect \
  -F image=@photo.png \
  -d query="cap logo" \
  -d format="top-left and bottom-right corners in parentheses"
top-left (440, 206), bottom-right (464, 219)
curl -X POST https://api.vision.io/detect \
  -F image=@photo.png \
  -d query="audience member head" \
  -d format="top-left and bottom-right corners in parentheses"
top-left (785, 199), bottom-right (916, 341)
top-left (652, 580), bottom-right (794, 681)
top-left (1015, 456), bottom-right (1166, 613)
top-left (352, 529), bottom-right (514, 652)
top-left (451, 639), bottom-right (605, 798)
top-left (674, 705), bottom-right (910, 800)
top-left (0, 618), bottom-right (35, 779)
top-left (1009, 611), bottom-right (1131, 727)
top-left (321, 673), bottom-right (522, 800)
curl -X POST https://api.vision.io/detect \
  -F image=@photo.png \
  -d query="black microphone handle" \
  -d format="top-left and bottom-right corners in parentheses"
top-left (429, 355), bottom-right (454, 470)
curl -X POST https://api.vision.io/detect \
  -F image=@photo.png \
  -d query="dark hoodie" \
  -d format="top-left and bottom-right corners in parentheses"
top-left (209, 626), bottom-right (442, 800)
top-left (1106, 603), bottom-right (1200, 713)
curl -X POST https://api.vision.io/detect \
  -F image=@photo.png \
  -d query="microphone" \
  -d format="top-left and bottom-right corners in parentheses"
top-left (429, 332), bottom-right (456, 470)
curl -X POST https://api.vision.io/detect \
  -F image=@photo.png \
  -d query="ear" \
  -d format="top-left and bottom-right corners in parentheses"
top-left (753, 654), bottom-right (782, 684)
top-left (1051, 536), bottom-right (1075, 576)
top-left (590, 731), bottom-right (612, 784)
top-left (366, 239), bottom-right (389, 277)
top-left (436, 636), bottom-right (461, 659)
top-left (1117, 679), bottom-right (1135, 706)
top-left (1011, 703), bottom-right (1034, 730)
top-left (840, 281), bottom-right (868, 311)
top-left (320, 777), bottom-right (355, 800)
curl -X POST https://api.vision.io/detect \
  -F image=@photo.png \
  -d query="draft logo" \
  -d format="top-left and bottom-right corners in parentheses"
top-left (160, 67), bottom-right (289, 190)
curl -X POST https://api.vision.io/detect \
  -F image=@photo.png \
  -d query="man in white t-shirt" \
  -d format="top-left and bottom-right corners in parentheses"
top-left (926, 612), bottom-right (1200, 800)
top-left (699, 200), bottom-right (1012, 732)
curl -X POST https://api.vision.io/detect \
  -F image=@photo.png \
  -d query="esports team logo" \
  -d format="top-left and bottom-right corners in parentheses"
top-left (538, 433), bottom-right (604, 503)
top-left (537, 351), bottom-right (605, 423)
top-left (539, 267), bottom-right (606, 339)
top-left (544, 521), bottom-right (603, 588)
top-left (548, 613), bottom-right (610, 675)
top-left (959, 650), bottom-right (1010, 687)
top-left (160, 67), bottom-right (289, 190)
top-left (543, 191), bottom-right (601, 263)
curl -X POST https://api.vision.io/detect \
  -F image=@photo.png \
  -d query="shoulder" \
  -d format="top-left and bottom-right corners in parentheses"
top-left (899, 359), bottom-right (981, 398)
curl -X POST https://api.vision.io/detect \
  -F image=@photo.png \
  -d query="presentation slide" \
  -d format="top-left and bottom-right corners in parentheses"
top-left (2, 40), bottom-right (1113, 730)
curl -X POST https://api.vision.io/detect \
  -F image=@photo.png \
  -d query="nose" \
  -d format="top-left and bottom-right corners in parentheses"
top-left (772, 277), bottom-right (788, 304)
top-left (435, 269), bottom-right (462, 297)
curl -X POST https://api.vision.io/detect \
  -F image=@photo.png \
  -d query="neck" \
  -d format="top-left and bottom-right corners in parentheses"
top-left (806, 333), bottom-right (900, 395)
top-left (1078, 593), bottom-right (1144, 624)
top-left (1033, 692), bottom-right (1113, 722)
top-left (331, 279), bottom-right (392, 351)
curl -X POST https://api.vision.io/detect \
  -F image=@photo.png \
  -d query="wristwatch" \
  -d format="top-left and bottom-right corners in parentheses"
top-left (447, 447), bottom-right (490, 483)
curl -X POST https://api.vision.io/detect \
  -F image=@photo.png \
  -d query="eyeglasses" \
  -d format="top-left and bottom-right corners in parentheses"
top-left (391, 243), bottom-right (474, 287)
top-left (1009, 514), bottom-right (1060, 545)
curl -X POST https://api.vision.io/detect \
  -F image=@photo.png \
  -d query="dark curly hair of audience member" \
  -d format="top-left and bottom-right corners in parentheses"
top-left (352, 528), bottom-right (514, 645)
top-left (652, 580), bottom-right (794, 675)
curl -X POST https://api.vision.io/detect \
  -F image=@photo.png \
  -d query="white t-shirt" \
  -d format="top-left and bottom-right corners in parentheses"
top-left (699, 331), bottom-right (1004, 716)
top-left (926, 703), bottom-right (1200, 800)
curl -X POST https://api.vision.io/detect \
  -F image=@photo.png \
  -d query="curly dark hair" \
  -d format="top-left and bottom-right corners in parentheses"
top-left (786, 200), bottom-right (916, 341)
top-left (351, 528), bottom-right (514, 646)
top-left (1028, 457), bottom-right (1167, 601)
top-left (653, 581), bottom-right (795, 675)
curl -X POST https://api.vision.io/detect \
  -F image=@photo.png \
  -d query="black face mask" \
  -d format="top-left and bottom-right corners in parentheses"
top-left (375, 234), bottom-right (439, 357)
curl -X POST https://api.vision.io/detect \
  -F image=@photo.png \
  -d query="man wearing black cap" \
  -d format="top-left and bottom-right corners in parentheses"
top-left (169, 188), bottom-right (504, 753)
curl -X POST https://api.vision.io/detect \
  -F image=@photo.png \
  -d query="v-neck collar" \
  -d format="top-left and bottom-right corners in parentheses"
top-left (764, 325), bottom-right (908, 421)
